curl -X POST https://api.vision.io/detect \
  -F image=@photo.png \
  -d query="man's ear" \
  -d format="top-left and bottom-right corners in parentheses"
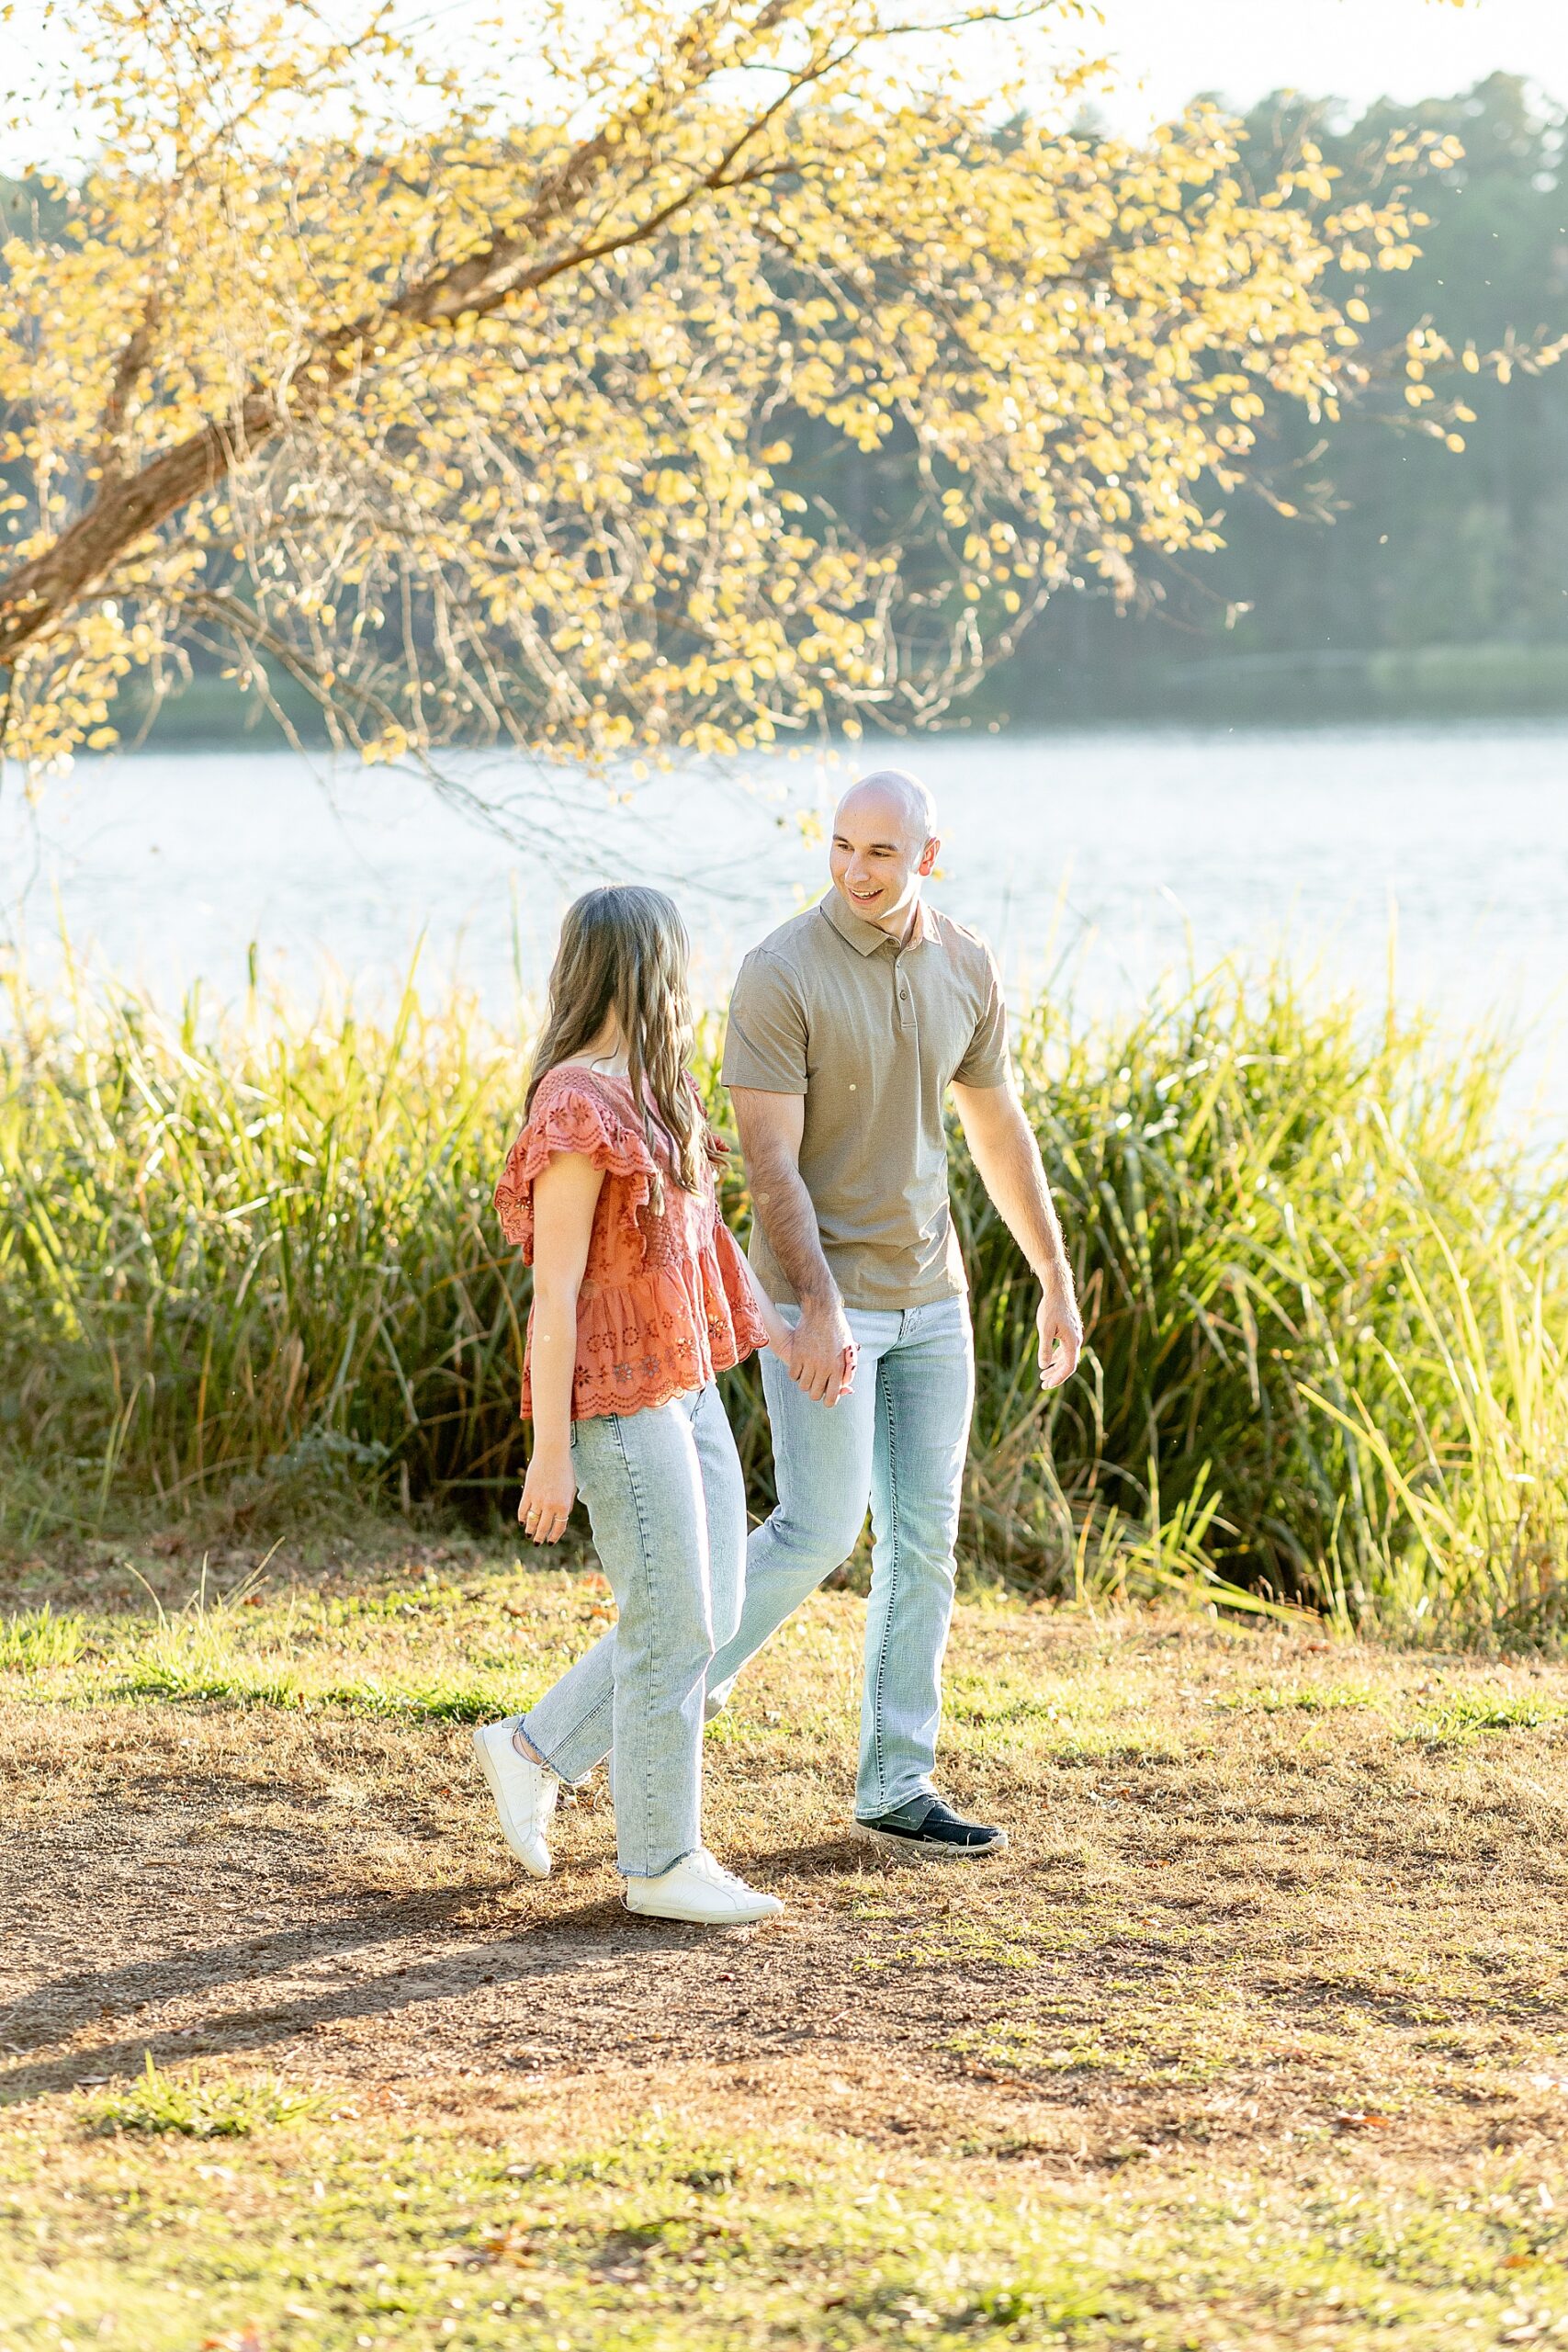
top-left (918, 834), bottom-right (940, 877)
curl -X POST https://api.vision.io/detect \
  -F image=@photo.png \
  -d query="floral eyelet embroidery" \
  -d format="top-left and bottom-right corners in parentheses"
top-left (495, 1069), bottom-right (764, 1419)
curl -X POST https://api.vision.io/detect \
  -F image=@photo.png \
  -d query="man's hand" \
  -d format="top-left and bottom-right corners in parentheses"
top-left (787, 1295), bottom-right (857, 1406)
top-left (1036, 1282), bottom-right (1083, 1390)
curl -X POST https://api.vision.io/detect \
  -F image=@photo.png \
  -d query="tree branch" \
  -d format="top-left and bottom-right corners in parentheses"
top-left (0, 0), bottom-right (808, 672)
top-left (93, 293), bottom-right (164, 485)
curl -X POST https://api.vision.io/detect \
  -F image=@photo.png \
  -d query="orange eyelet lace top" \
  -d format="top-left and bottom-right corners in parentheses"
top-left (493, 1066), bottom-right (767, 1420)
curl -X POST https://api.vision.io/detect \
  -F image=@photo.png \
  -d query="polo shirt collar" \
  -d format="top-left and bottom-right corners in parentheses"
top-left (820, 889), bottom-right (939, 957)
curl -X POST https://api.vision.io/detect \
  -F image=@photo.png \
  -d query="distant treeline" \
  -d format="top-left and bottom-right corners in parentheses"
top-left (997, 74), bottom-right (1568, 725)
top-left (6, 72), bottom-right (1564, 744)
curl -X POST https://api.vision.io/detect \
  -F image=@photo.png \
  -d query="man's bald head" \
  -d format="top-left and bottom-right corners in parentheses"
top-left (834, 768), bottom-right (938, 851)
top-left (828, 767), bottom-right (941, 937)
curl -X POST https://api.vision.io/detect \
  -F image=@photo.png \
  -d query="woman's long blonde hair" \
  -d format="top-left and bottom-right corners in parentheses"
top-left (525, 886), bottom-right (705, 1204)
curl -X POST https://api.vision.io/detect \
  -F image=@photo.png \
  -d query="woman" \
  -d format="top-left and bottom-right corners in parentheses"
top-left (474, 886), bottom-right (795, 1925)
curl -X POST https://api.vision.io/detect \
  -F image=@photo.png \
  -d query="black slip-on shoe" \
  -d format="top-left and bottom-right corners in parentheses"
top-left (853, 1794), bottom-right (1008, 1863)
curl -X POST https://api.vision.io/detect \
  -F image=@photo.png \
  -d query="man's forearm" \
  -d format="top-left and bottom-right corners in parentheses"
top-left (749, 1144), bottom-right (840, 1306)
top-left (970, 1112), bottom-right (1074, 1290)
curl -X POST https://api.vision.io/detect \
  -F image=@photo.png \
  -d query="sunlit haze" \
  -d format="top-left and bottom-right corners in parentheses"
top-left (1090, 0), bottom-right (1568, 128)
top-left (7, 0), bottom-right (1568, 172)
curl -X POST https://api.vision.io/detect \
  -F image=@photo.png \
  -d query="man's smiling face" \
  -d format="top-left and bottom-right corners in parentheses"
top-left (828, 773), bottom-right (939, 937)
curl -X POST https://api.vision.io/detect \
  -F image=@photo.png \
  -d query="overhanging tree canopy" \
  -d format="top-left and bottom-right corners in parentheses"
top-left (0, 0), bottom-right (1457, 773)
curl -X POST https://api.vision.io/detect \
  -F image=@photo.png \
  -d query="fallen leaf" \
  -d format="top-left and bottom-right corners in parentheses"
top-left (969, 2067), bottom-right (1035, 2092)
top-left (478, 2227), bottom-right (536, 2260)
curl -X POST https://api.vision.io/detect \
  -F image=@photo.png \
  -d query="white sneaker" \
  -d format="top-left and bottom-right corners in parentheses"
top-left (472, 1721), bottom-right (558, 1878)
top-left (624, 1849), bottom-right (783, 1926)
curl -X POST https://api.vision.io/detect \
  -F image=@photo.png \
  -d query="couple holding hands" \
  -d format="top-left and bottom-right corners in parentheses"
top-left (473, 769), bottom-right (1082, 1925)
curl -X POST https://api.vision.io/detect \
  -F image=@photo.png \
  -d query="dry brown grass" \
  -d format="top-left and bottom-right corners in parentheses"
top-left (3, 1541), bottom-right (1568, 2346)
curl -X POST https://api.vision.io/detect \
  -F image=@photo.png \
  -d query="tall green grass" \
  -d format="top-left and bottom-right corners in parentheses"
top-left (984, 972), bottom-right (1568, 1641)
top-left (2, 956), bottom-right (1565, 1642)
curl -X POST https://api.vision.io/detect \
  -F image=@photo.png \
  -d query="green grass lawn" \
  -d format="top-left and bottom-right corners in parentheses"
top-left (3, 1533), bottom-right (1568, 2349)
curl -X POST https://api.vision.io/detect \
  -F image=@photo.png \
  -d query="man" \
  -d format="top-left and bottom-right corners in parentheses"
top-left (706, 767), bottom-right (1082, 1860)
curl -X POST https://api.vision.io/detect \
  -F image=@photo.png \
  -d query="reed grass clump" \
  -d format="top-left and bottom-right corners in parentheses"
top-left (2, 957), bottom-right (1565, 1643)
top-left (971, 970), bottom-right (1568, 1642)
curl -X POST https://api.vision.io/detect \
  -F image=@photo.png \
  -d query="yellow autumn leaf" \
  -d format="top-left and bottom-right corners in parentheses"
top-left (0, 0), bottom-right (1469, 774)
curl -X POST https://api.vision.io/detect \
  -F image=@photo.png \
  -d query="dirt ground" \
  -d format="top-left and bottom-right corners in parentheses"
top-left (4, 1542), bottom-right (1568, 2346)
top-left (4, 1547), bottom-right (1567, 2165)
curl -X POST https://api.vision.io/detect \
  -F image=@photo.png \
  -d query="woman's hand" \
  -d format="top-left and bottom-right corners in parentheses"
top-left (758, 1299), bottom-right (795, 1360)
top-left (519, 1445), bottom-right (576, 1545)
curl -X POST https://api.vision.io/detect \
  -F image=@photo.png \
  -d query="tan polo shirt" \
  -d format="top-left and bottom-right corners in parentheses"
top-left (720, 891), bottom-right (1010, 1311)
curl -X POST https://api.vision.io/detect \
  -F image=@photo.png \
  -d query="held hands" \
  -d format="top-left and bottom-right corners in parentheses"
top-left (784, 1295), bottom-right (858, 1407)
top-left (1037, 1279), bottom-right (1084, 1391)
top-left (518, 1445), bottom-right (575, 1545)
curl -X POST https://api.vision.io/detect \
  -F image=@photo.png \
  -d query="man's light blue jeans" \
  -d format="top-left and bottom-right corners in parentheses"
top-left (515, 1295), bottom-right (974, 1837)
top-left (707, 1294), bottom-right (975, 1819)
top-left (517, 1381), bottom-right (746, 1879)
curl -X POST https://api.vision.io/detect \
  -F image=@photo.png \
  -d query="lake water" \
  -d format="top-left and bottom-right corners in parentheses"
top-left (3, 722), bottom-right (1566, 1121)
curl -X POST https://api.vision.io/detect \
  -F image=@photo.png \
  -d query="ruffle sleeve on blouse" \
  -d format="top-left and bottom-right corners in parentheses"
top-left (496, 1067), bottom-right (767, 1419)
top-left (492, 1077), bottom-right (656, 1265)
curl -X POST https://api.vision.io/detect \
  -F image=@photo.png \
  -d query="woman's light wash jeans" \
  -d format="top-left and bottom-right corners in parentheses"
top-left (522, 1295), bottom-right (973, 1834)
top-left (518, 1381), bottom-right (745, 1879)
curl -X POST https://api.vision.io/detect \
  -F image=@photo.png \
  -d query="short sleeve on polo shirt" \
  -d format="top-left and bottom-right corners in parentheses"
top-left (721, 950), bottom-right (808, 1094)
top-left (953, 949), bottom-right (1010, 1089)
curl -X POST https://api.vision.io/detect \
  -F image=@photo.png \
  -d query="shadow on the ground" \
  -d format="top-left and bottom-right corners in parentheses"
top-left (739, 1835), bottom-right (870, 1882)
top-left (0, 1882), bottom-right (629, 2101)
top-left (0, 1852), bottom-right (876, 2106)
